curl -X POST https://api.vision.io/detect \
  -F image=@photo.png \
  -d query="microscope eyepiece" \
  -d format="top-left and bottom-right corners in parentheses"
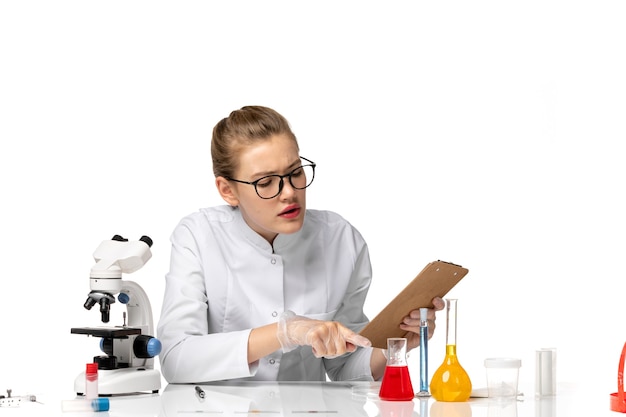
top-left (111, 234), bottom-right (152, 247)
top-left (139, 235), bottom-right (153, 247)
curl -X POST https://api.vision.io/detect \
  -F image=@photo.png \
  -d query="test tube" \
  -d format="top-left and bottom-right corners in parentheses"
top-left (535, 348), bottom-right (557, 396)
top-left (417, 307), bottom-right (430, 397)
top-left (85, 363), bottom-right (99, 399)
top-left (61, 398), bottom-right (110, 412)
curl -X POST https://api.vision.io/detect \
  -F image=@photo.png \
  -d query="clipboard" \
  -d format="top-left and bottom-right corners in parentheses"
top-left (359, 260), bottom-right (469, 349)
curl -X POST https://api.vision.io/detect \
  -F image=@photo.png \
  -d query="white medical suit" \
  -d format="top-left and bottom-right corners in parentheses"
top-left (157, 205), bottom-right (375, 383)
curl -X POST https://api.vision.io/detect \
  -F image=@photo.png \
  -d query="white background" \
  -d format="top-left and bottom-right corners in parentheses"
top-left (1, 0), bottom-right (625, 405)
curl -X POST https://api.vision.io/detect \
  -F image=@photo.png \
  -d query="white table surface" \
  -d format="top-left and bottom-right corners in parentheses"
top-left (2, 380), bottom-right (620, 417)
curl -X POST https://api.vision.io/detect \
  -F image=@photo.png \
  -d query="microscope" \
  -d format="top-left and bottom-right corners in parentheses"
top-left (71, 235), bottom-right (162, 396)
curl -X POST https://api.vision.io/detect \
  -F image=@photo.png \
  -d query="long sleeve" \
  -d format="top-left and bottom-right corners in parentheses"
top-left (157, 217), bottom-right (258, 383)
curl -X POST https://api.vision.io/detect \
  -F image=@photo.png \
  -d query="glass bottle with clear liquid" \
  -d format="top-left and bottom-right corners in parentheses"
top-left (379, 337), bottom-right (415, 401)
top-left (430, 298), bottom-right (472, 402)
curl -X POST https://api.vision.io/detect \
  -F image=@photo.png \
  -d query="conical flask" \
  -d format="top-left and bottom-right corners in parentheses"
top-left (379, 337), bottom-right (415, 401)
top-left (430, 298), bottom-right (472, 402)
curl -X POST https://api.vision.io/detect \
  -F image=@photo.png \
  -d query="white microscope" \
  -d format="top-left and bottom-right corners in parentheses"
top-left (71, 235), bottom-right (162, 396)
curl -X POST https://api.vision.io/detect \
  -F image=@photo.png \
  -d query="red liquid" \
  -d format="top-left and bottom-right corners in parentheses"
top-left (379, 365), bottom-right (415, 401)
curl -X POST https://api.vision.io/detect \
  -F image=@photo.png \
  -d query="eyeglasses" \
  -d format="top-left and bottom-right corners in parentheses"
top-left (226, 157), bottom-right (316, 199)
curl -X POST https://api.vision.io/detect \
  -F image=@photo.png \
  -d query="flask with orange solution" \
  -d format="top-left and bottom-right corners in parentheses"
top-left (430, 298), bottom-right (472, 402)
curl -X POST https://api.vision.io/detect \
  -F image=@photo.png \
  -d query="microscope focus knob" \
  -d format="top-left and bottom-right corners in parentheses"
top-left (133, 335), bottom-right (162, 359)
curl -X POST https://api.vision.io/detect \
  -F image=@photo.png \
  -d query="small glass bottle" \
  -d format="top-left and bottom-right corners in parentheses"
top-left (85, 363), bottom-right (99, 399)
top-left (379, 337), bottom-right (415, 401)
top-left (430, 299), bottom-right (472, 402)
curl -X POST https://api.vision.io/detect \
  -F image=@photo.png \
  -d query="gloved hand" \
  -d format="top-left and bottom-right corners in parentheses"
top-left (400, 297), bottom-right (446, 351)
top-left (277, 311), bottom-right (372, 358)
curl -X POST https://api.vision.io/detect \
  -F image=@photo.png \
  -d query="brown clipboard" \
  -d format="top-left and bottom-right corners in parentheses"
top-left (359, 260), bottom-right (469, 349)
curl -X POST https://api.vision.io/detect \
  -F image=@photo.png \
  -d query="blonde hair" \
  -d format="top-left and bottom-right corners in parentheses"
top-left (211, 106), bottom-right (299, 178)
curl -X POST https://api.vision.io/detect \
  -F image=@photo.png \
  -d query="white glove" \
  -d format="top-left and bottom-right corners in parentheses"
top-left (277, 311), bottom-right (372, 358)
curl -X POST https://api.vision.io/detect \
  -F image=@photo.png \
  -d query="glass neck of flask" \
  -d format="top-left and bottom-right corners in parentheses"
top-left (387, 338), bottom-right (408, 366)
top-left (445, 299), bottom-right (458, 347)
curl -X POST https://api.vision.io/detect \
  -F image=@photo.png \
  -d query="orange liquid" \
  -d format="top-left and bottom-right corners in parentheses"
top-left (379, 365), bottom-right (415, 401)
top-left (430, 345), bottom-right (472, 402)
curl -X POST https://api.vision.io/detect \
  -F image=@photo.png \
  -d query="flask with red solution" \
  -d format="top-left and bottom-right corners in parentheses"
top-left (379, 337), bottom-right (415, 401)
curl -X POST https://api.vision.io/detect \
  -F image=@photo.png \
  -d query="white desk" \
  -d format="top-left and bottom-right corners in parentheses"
top-left (5, 381), bottom-right (620, 416)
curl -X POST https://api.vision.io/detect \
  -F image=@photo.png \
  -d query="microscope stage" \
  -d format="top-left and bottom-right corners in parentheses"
top-left (71, 327), bottom-right (142, 338)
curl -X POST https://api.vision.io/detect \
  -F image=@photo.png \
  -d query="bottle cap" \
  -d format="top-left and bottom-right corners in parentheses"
top-left (86, 363), bottom-right (98, 374)
top-left (91, 398), bottom-right (110, 411)
top-left (484, 358), bottom-right (522, 368)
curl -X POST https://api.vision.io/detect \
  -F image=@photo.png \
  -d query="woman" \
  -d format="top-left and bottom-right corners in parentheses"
top-left (157, 105), bottom-right (444, 383)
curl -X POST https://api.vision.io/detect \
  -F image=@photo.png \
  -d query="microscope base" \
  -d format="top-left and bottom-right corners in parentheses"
top-left (75, 367), bottom-right (161, 396)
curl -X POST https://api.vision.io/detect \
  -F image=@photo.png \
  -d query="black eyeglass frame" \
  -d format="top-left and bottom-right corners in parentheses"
top-left (226, 156), bottom-right (316, 199)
